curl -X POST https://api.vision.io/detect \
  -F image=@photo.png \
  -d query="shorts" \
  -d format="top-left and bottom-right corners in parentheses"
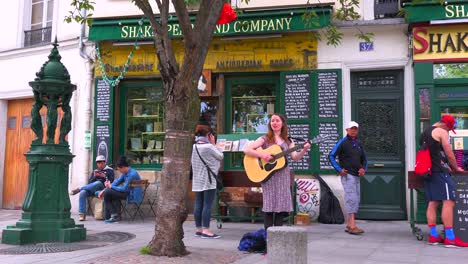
top-left (341, 174), bottom-right (360, 214)
top-left (424, 172), bottom-right (456, 201)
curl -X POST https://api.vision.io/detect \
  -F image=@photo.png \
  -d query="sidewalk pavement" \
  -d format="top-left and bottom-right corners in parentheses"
top-left (0, 209), bottom-right (466, 264)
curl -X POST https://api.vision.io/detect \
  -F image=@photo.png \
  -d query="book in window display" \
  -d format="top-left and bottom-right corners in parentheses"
top-left (238, 139), bottom-right (250, 151)
top-left (146, 140), bottom-right (156, 150)
top-left (231, 140), bottom-right (240, 152)
top-left (155, 140), bottom-right (163, 149)
top-left (154, 121), bottom-right (163, 132)
top-left (215, 139), bottom-right (226, 152)
top-left (133, 104), bottom-right (143, 116)
top-left (223, 141), bottom-right (233, 152)
top-left (131, 138), bottom-right (142, 150)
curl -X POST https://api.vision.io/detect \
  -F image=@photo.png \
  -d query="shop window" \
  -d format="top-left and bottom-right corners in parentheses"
top-left (231, 82), bottom-right (276, 134)
top-left (199, 99), bottom-right (217, 133)
top-left (434, 63), bottom-right (468, 79)
top-left (124, 85), bottom-right (164, 166)
top-left (227, 77), bottom-right (278, 169)
top-left (441, 107), bottom-right (468, 131)
top-left (419, 89), bottom-right (430, 132)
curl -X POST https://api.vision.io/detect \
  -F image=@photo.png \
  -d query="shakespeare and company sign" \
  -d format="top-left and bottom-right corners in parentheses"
top-left (89, 7), bottom-right (331, 41)
top-left (412, 25), bottom-right (468, 62)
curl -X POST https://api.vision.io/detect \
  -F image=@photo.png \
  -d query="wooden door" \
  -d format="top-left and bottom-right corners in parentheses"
top-left (3, 99), bottom-right (62, 209)
top-left (351, 70), bottom-right (406, 220)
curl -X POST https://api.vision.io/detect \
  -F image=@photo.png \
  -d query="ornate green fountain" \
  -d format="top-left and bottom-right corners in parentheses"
top-left (2, 40), bottom-right (86, 245)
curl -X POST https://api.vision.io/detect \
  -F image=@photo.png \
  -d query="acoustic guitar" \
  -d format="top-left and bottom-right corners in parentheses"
top-left (243, 135), bottom-right (328, 183)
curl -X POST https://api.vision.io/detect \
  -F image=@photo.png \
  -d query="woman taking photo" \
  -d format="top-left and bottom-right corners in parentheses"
top-left (191, 127), bottom-right (223, 239)
top-left (244, 113), bottom-right (311, 229)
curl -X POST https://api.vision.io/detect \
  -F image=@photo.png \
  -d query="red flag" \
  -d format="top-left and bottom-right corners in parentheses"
top-left (217, 3), bottom-right (237, 25)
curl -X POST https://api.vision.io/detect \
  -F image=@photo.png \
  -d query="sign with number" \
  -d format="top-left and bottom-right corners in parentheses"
top-left (359, 42), bottom-right (374, 52)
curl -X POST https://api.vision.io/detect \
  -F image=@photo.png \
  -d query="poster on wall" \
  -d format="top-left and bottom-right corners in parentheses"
top-left (295, 178), bottom-right (320, 221)
top-left (198, 69), bottom-right (212, 96)
top-left (95, 125), bottom-right (110, 163)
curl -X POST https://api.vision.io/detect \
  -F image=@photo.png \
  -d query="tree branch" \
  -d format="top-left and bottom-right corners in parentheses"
top-left (172, 0), bottom-right (194, 46)
top-left (134, 0), bottom-right (179, 81)
top-left (182, 0), bottom-right (223, 78)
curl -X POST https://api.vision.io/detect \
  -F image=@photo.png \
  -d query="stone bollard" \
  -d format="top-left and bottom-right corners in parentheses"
top-left (267, 226), bottom-right (307, 264)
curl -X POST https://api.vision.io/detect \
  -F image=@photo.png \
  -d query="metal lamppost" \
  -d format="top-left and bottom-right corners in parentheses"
top-left (2, 40), bottom-right (86, 245)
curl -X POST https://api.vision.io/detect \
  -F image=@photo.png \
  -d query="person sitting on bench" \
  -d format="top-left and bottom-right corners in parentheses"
top-left (70, 155), bottom-right (114, 221)
top-left (99, 156), bottom-right (142, 223)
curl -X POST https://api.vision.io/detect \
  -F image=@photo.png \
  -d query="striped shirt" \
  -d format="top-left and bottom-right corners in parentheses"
top-left (191, 143), bottom-right (224, 192)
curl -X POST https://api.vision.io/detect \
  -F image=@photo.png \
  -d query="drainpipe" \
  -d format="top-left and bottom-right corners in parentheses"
top-left (78, 7), bottom-right (95, 184)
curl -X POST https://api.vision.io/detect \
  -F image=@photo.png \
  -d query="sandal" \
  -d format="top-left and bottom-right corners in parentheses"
top-left (348, 226), bottom-right (364, 235)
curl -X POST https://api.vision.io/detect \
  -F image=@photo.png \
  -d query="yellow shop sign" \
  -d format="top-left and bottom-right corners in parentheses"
top-left (95, 33), bottom-right (317, 76)
top-left (413, 25), bottom-right (468, 62)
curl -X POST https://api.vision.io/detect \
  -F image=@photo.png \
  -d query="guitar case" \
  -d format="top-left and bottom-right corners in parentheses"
top-left (315, 174), bottom-right (345, 224)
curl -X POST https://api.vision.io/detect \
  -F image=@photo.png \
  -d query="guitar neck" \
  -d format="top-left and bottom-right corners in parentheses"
top-left (272, 144), bottom-right (305, 159)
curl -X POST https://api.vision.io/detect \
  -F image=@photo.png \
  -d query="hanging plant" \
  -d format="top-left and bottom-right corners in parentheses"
top-left (217, 3), bottom-right (237, 25)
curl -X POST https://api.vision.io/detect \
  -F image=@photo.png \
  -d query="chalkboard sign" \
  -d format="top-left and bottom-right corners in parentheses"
top-left (318, 122), bottom-right (340, 170)
top-left (96, 79), bottom-right (111, 122)
top-left (287, 123), bottom-right (310, 171)
top-left (284, 73), bottom-right (310, 119)
top-left (95, 125), bottom-right (110, 163)
top-left (317, 71), bottom-right (338, 118)
top-left (454, 175), bottom-right (468, 242)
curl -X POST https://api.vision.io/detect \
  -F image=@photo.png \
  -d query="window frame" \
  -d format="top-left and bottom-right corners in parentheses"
top-left (118, 80), bottom-right (165, 170)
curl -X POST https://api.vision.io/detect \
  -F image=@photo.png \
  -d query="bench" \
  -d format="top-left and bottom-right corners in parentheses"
top-left (219, 201), bottom-right (263, 224)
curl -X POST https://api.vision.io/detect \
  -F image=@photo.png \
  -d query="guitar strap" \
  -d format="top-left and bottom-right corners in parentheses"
top-left (194, 144), bottom-right (216, 184)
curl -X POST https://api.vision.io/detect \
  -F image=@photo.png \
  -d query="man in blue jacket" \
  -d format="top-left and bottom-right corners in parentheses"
top-left (70, 155), bottom-right (115, 221)
top-left (98, 156), bottom-right (142, 223)
top-left (329, 121), bottom-right (367, 235)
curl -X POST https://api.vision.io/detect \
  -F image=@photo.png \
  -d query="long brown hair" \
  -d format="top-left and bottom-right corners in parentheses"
top-left (266, 113), bottom-right (289, 144)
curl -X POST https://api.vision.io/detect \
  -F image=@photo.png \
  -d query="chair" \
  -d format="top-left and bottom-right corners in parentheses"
top-left (147, 181), bottom-right (160, 217)
top-left (123, 179), bottom-right (149, 221)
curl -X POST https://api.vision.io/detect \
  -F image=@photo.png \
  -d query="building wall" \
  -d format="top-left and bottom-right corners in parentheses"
top-left (317, 24), bottom-right (414, 215)
top-left (0, 1), bottom-right (93, 212)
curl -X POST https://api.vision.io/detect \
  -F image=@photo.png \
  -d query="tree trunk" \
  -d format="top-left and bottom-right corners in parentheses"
top-left (148, 75), bottom-right (200, 256)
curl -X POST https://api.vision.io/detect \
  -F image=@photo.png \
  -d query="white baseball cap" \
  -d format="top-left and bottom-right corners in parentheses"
top-left (95, 155), bottom-right (106, 162)
top-left (346, 121), bottom-right (359, 129)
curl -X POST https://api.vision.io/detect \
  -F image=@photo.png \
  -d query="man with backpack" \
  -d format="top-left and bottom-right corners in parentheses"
top-left (329, 121), bottom-right (367, 235)
top-left (421, 115), bottom-right (467, 247)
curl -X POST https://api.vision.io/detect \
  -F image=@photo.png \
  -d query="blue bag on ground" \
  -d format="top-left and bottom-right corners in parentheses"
top-left (238, 229), bottom-right (267, 253)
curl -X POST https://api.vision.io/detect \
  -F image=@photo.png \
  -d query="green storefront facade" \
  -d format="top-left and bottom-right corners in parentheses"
top-left (403, 0), bottom-right (468, 222)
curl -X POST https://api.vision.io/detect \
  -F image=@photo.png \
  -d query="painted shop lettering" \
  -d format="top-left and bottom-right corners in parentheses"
top-left (446, 4), bottom-right (468, 18)
top-left (121, 17), bottom-right (293, 38)
top-left (231, 18), bottom-right (292, 33)
top-left (413, 27), bottom-right (468, 54)
top-left (216, 60), bottom-right (262, 69)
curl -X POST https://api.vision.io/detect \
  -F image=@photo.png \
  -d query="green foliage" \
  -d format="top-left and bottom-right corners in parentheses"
top-left (333, 0), bottom-right (361, 21)
top-left (324, 25), bottom-right (344, 47)
top-left (434, 63), bottom-right (468, 79)
top-left (356, 32), bottom-right (374, 43)
top-left (140, 246), bottom-right (150, 255)
top-left (64, 0), bottom-right (95, 25)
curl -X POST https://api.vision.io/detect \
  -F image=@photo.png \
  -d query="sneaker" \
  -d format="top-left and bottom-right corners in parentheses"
top-left (195, 232), bottom-right (202, 237)
top-left (444, 237), bottom-right (468, 248)
top-left (428, 235), bottom-right (443, 245)
top-left (70, 188), bottom-right (80, 195)
top-left (201, 233), bottom-right (221, 239)
top-left (104, 217), bottom-right (119, 223)
top-left (78, 214), bottom-right (86, 221)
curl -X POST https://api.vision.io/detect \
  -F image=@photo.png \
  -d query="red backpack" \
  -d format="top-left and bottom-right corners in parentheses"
top-left (414, 141), bottom-right (432, 177)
